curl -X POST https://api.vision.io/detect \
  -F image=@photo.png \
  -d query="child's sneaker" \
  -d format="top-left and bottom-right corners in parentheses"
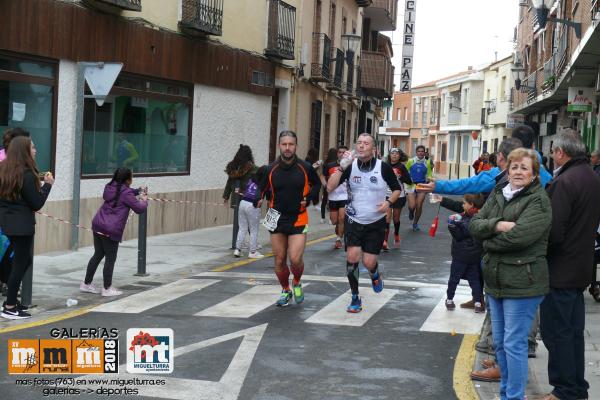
top-left (101, 287), bottom-right (123, 297)
top-left (248, 251), bottom-right (264, 259)
top-left (80, 282), bottom-right (99, 294)
top-left (474, 302), bottom-right (485, 313)
top-left (445, 299), bottom-right (455, 310)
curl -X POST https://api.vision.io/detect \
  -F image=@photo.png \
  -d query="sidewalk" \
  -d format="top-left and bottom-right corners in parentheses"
top-left (0, 207), bottom-right (336, 330)
top-left (473, 296), bottom-right (600, 399)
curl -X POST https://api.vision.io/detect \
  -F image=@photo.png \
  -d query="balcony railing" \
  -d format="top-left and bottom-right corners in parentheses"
top-left (180, 0), bottom-right (223, 36)
top-left (265, 0), bottom-right (296, 60)
top-left (311, 33), bottom-right (331, 82)
top-left (592, 0), bottom-right (600, 20)
top-left (556, 31), bottom-right (569, 78)
top-left (448, 110), bottom-right (461, 125)
top-left (327, 48), bottom-right (345, 91)
top-left (360, 51), bottom-right (393, 98)
top-left (524, 71), bottom-right (537, 102)
top-left (91, 0), bottom-right (142, 11)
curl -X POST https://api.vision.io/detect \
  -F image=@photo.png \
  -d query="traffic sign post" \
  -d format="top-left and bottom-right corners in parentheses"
top-left (71, 62), bottom-right (123, 250)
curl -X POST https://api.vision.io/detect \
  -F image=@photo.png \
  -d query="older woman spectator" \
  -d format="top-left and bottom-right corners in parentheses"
top-left (469, 148), bottom-right (552, 400)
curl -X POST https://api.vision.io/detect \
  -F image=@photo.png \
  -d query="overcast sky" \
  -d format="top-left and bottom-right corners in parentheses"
top-left (384, 0), bottom-right (519, 88)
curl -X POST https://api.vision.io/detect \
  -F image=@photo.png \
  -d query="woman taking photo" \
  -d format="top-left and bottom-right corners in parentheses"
top-left (470, 148), bottom-right (551, 400)
top-left (0, 136), bottom-right (53, 319)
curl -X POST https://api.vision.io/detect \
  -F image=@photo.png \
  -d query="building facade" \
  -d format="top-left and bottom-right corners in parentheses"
top-left (0, 0), bottom-right (298, 253)
top-left (512, 0), bottom-right (600, 158)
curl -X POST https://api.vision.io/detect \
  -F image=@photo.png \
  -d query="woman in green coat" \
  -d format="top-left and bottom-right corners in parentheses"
top-left (469, 148), bottom-right (552, 400)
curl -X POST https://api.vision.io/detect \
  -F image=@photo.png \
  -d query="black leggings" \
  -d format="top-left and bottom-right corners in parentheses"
top-left (321, 191), bottom-right (328, 219)
top-left (6, 235), bottom-right (34, 306)
top-left (85, 233), bottom-right (120, 289)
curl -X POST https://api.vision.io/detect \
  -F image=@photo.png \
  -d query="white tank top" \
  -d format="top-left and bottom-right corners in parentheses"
top-left (345, 159), bottom-right (388, 224)
top-left (329, 180), bottom-right (348, 201)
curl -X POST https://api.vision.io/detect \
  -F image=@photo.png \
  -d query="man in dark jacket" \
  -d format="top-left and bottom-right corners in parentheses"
top-left (591, 149), bottom-right (600, 177)
top-left (540, 131), bottom-right (600, 400)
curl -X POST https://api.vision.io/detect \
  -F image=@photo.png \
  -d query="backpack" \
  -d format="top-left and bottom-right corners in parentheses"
top-left (244, 178), bottom-right (259, 201)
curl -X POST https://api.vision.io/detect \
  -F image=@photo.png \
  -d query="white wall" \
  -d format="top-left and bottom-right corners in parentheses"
top-left (51, 60), bottom-right (271, 200)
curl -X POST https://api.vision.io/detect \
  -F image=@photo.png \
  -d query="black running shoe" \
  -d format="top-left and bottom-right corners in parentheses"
top-left (1, 306), bottom-right (31, 320)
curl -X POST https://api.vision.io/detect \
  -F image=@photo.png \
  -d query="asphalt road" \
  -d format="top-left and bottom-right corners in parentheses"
top-left (1, 200), bottom-right (476, 400)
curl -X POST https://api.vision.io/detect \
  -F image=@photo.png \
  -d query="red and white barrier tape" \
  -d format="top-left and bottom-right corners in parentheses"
top-left (36, 211), bottom-right (110, 237)
top-left (147, 196), bottom-right (227, 207)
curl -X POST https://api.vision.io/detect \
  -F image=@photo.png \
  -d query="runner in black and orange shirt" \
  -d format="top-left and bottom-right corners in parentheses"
top-left (386, 148), bottom-right (413, 248)
top-left (258, 130), bottom-right (321, 307)
top-left (322, 145), bottom-right (348, 249)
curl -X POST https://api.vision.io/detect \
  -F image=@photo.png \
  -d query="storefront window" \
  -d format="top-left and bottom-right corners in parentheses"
top-left (0, 52), bottom-right (56, 173)
top-left (82, 75), bottom-right (192, 176)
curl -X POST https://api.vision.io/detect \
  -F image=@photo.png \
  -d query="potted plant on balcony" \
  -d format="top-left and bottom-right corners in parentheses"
top-left (541, 75), bottom-right (556, 91)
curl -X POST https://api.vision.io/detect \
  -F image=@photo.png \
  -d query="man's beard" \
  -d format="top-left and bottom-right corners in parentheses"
top-left (281, 152), bottom-right (295, 161)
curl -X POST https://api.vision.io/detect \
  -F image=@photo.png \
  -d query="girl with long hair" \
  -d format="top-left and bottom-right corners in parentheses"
top-left (80, 167), bottom-right (148, 297)
top-left (0, 136), bottom-right (53, 319)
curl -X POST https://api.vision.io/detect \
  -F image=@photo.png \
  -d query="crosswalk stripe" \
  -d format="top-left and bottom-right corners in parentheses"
top-left (419, 289), bottom-right (485, 334)
top-left (195, 271), bottom-right (451, 289)
top-left (92, 279), bottom-right (219, 313)
top-left (305, 289), bottom-right (399, 327)
top-left (195, 284), bottom-right (308, 318)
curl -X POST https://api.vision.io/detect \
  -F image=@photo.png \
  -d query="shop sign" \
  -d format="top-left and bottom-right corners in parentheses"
top-left (567, 87), bottom-right (593, 112)
top-left (507, 114), bottom-right (525, 128)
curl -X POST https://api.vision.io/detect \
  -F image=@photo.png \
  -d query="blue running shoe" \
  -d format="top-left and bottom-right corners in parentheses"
top-left (346, 295), bottom-right (362, 313)
top-left (276, 290), bottom-right (293, 307)
top-left (371, 272), bottom-right (384, 293)
top-left (409, 208), bottom-right (415, 220)
top-left (412, 223), bottom-right (420, 232)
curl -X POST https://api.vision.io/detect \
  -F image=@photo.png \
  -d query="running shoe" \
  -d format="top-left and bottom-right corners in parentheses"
top-left (276, 290), bottom-right (293, 307)
top-left (371, 271), bottom-right (384, 293)
top-left (101, 287), bottom-right (123, 297)
top-left (412, 223), bottom-right (420, 232)
top-left (80, 282), bottom-right (99, 294)
top-left (2, 300), bottom-right (29, 311)
top-left (394, 234), bottom-right (400, 247)
top-left (409, 208), bottom-right (415, 220)
top-left (346, 295), bottom-right (362, 313)
top-left (292, 283), bottom-right (304, 304)
top-left (334, 239), bottom-right (343, 249)
top-left (1, 306), bottom-right (31, 320)
top-left (382, 240), bottom-right (389, 252)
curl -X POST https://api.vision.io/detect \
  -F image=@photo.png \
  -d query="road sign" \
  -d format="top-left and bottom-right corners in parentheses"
top-left (84, 63), bottom-right (123, 106)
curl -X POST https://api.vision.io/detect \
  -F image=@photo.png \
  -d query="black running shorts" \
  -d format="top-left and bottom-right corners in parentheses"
top-left (391, 197), bottom-right (407, 209)
top-left (328, 200), bottom-right (347, 211)
top-left (344, 216), bottom-right (387, 255)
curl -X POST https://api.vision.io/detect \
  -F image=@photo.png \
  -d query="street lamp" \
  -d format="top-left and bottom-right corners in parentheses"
top-left (341, 33), bottom-right (362, 63)
top-left (511, 59), bottom-right (535, 91)
top-left (531, 0), bottom-right (581, 39)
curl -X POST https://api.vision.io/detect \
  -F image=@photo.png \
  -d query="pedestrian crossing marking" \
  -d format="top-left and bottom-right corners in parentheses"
top-left (196, 284), bottom-right (309, 319)
top-left (196, 271), bottom-right (449, 289)
top-left (305, 289), bottom-right (399, 327)
top-left (92, 279), bottom-right (219, 314)
top-left (419, 290), bottom-right (485, 334)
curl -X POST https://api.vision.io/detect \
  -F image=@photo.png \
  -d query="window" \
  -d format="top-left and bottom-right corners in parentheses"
top-left (461, 135), bottom-right (470, 162)
top-left (337, 110), bottom-right (346, 146)
top-left (81, 74), bottom-right (192, 177)
top-left (493, 138), bottom-right (499, 152)
top-left (403, 107), bottom-right (408, 121)
top-left (441, 142), bottom-right (447, 162)
top-left (483, 140), bottom-right (488, 153)
top-left (462, 88), bottom-right (469, 113)
top-left (441, 94), bottom-right (446, 116)
top-left (0, 52), bottom-right (56, 173)
top-left (449, 134), bottom-right (456, 161)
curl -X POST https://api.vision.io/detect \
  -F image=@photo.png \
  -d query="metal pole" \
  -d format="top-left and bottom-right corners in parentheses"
top-left (231, 202), bottom-right (239, 250)
top-left (70, 63), bottom-right (86, 251)
top-left (136, 211), bottom-right (149, 276)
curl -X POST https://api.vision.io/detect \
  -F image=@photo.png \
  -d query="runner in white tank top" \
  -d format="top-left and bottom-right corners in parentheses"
top-left (326, 134), bottom-right (401, 313)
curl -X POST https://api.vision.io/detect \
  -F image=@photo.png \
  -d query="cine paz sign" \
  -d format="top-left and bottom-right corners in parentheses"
top-left (401, 0), bottom-right (417, 92)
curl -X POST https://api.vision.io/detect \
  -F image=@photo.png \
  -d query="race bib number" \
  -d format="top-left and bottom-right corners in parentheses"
top-left (262, 208), bottom-right (281, 231)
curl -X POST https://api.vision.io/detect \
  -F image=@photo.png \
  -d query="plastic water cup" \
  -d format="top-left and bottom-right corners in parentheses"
top-left (66, 298), bottom-right (78, 307)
